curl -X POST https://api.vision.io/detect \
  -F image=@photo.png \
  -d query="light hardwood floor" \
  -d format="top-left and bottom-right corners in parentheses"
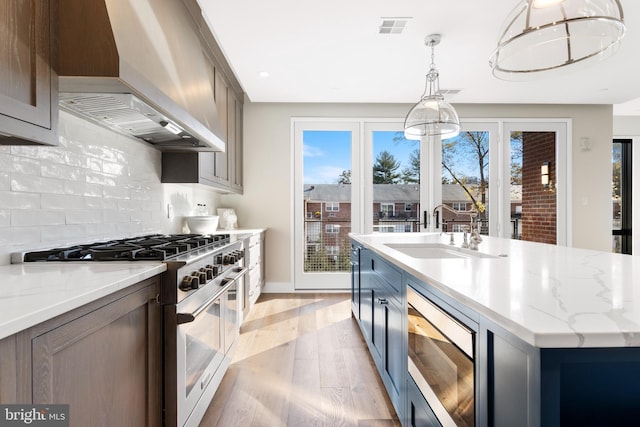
top-left (199, 293), bottom-right (401, 427)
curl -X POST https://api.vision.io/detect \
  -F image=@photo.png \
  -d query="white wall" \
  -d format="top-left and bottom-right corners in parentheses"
top-left (0, 111), bottom-right (224, 265)
top-left (224, 102), bottom-right (613, 291)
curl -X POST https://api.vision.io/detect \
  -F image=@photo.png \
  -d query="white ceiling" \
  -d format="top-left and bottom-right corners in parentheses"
top-left (198, 0), bottom-right (640, 113)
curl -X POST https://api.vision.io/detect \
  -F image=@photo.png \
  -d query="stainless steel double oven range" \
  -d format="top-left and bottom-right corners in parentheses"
top-left (19, 233), bottom-right (248, 427)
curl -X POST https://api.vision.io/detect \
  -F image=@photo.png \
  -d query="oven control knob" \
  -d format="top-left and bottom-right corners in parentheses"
top-left (196, 271), bottom-right (207, 285)
top-left (180, 275), bottom-right (199, 291)
top-left (201, 267), bottom-right (213, 280)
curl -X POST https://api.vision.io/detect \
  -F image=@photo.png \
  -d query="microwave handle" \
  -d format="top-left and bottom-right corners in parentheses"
top-left (176, 267), bottom-right (248, 325)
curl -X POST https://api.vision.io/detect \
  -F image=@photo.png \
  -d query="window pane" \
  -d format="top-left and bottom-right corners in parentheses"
top-left (511, 131), bottom-right (557, 244)
top-left (372, 131), bottom-right (420, 233)
top-left (510, 133), bottom-right (523, 239)
top-left (612, 142), bottom-right (622, 232)
top-left (302, 130), bottom-right (352, 273)
top-left (442, 131), bottom-right (489, 234)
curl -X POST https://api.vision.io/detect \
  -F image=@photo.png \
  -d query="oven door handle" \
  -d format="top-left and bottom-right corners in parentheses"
top-left (176, 267), bottom-right (248, 325)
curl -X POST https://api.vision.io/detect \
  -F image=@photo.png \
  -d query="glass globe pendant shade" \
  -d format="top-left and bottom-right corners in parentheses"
top-left (489, 0), bottom-right (625, 80)
top-left (404, 34), bottom-right (460, 140)
top-left (404, 95), bottom-right (460, 139)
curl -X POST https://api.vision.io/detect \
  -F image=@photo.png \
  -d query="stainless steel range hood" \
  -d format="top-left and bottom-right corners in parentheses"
top-left (58, 0), bottom-right (225, 152)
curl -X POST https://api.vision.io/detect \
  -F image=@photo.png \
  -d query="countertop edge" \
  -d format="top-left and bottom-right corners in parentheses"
top-left (0, 263), bottom-right (166, 341)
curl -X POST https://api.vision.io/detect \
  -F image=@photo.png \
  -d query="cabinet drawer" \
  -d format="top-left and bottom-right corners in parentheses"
top-left (249, 267), bottom-right (262, 289)
top-left (249, 245), bottom-right (261, 268)
top-left (371, 255), bottom-right (402, 294)
top-left (249, 234), bottom-right (262, 248)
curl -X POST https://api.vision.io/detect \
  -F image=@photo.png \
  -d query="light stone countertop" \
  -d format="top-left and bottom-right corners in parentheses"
top-left (351, 232), bottom-right (640, 348)
top-left (0, 262), bottom-right (166, 340)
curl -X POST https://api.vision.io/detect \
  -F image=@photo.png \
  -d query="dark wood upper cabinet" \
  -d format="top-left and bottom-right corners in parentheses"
top-left (0, 0), bottom-right (58, 146)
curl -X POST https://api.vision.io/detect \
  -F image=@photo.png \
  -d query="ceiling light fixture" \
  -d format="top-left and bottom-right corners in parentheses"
top-left (489, 0), bottom-right (625, 80)
top-left (404, 34), bottom-right (460, 140)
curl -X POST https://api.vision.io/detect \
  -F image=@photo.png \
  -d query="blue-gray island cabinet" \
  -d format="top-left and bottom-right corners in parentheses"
top-left (350, 234), bottom-right (640, 427)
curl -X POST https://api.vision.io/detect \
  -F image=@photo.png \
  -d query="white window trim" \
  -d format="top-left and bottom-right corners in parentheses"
top-left (325, 202), bottom-right (340, 212)
top-left (325, 224), bottom-right (340, 234)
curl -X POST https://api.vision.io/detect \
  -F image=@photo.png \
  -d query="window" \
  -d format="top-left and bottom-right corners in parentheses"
top-left (326, 246), bottom-right (340, 255)
top-left (451, 202), bottom-right (467, 211)
top-left (307, 222), bottom-right (321, 242)
top-left (306, 212), bottom-right (314, 219)
top-left (380, 203), bottom-right (395, 217)
top-left (452, 224), bottom-right (464, 232)
top-left (325, 202), bottom-right (340, 212)
top-left (326, 224), bottom-right (340, 234)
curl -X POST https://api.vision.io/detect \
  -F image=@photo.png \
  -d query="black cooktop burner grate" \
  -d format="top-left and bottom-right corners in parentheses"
top-left (22, 234), bottom-right (231, 262)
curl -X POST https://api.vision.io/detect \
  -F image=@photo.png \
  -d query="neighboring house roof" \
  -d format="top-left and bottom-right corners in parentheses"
top-left (304, 183), bottom-right (522, 203)
top-left (305, 184), bottom-right (421, 203)
top-left (442, 184), bottom-right (472, 203)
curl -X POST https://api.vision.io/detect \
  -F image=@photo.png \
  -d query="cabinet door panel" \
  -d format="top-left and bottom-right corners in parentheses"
top-left (214, 71), bottom-right (229, 181)
top-left (31, 283), bottom-right (161, 426)
top-left (371, 275), bottom-right (386, 365)
top-left (0, 0), bottom-right (51, 128)
top-left (386, 298), bottom-right (403, 399)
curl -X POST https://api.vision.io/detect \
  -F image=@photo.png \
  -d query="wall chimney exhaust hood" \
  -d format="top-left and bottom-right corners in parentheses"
top-left (58, 0), bottom-right (226, 152)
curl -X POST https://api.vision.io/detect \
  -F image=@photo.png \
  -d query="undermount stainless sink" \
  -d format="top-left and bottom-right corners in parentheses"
top-left (384, 242), bottom-right (499, 259)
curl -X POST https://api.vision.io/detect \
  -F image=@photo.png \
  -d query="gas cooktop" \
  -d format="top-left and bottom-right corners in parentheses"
top-left (20, 234), bottom-right (231, 262)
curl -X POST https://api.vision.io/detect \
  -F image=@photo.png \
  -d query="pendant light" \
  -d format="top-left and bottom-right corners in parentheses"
top-left (490, 0), bottom-right (625, 80)
top-left (404, 34), bottom-right (460, 140)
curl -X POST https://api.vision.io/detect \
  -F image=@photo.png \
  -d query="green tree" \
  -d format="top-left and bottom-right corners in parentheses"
top-left (338, 169), bottom-right (351, 185)
top-left (442, 131), bottom-right (489, 215)
top-left (510, 132), bottom-right (523, 185)
top-left (373, 150), bottom-right (401, 184)
top-left (401, 148), bottom-right (420, 183)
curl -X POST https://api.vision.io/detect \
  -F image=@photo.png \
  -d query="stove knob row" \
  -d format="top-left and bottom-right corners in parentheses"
top-left (221, 250), bottom-right (244, 265)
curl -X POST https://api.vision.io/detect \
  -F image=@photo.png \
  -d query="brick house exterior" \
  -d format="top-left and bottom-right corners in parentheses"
top-left (521, 132), bottom-right (556, 244)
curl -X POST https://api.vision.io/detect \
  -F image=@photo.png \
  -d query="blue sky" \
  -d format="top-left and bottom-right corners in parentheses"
top-left (303, 130), bottom-right (418, 184)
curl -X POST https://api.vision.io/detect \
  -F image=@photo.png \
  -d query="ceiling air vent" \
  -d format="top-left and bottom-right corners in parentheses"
top-left (379, 17), bottom-right (411, 34)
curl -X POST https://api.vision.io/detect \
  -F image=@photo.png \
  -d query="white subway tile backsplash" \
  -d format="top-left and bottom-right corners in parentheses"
top-left (41, 193), bottom-right (86, 210)
top-left (102, 161), bottom-right (127, 176)
top-left (11, 174), bottom-right (65, 194)
top-left (0, 191), bottom-right (40, 209)
top-left (0, 227), bottom-right (40, 247)
top-left (102, 210), bottom-right (132, 223)
top-left (0, 172), bottom-right (9, 190)
top-left (65, 209), bottom-right (103, 224)
top-left (11, 146), bottom-right (67, 164)
top-left (0, 111), bottom-right (222, 265)
top-left (64, 180), bottom-right (103, 197)
top-left (86, 170), bottom-right (117, 187)
top-left (130, 210), bottom-right (152, 223)
top-left (0, 210), bottom-right (10, 227)
top-left (103, 185), bottom-right (130, 200)
top-left (11, 210), bottom-right (65, 227)
top-left (41, 162), bottom-right (86, 181)
top-left (0, 153), bottom-right (40, 175)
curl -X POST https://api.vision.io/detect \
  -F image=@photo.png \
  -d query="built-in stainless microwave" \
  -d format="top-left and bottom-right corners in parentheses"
top-left (407, 286), bottom-right (476, 427)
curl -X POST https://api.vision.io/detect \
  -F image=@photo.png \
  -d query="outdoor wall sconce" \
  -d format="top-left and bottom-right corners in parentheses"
top-left (541, 161), bottom-right (551, 187)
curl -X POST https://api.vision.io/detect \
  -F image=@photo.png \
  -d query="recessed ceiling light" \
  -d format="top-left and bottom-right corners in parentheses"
top-left (259, 71), bottom-right (270, 78)
top-left (379, 17), bottom-right (411, 35)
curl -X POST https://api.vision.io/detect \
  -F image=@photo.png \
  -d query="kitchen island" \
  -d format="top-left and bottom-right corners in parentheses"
top-left (350, 232), bottom-right (640, 427)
